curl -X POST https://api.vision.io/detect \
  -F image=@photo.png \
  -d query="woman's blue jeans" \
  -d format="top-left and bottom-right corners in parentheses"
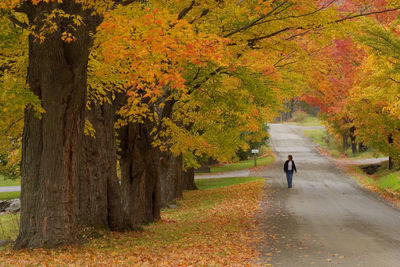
top-left (286, 170), bottom-right (293, 188)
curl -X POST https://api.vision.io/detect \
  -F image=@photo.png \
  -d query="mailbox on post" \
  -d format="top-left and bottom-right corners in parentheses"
top-left (251, 149), bottom-right (259, 167)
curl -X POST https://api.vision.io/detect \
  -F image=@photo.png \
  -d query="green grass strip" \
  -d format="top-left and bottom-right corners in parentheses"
top-left (0, 191), bottom-right (20, 200)
top-left (210, 156), bottom-right (274, 173)
top-left (195, 177), bottom-right (264, 190)
top-left (0, 175), bottom-right (20, 187)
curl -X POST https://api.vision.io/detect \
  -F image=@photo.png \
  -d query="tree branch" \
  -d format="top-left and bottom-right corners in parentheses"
top-left (224, 0), bottom-right (290, 38)
top-left (110, 0), bottom-right (141, 10)
top-left (248, 27), bottom-right (292, 45)
top-left (188, 67), bottom-right (224, 95)
top-left (253, 0), bottom-right (338, 27)
top-left (178, 0), bottom-right (195, 20)
top-left (389, 77), bottom-right (400, 84)
top-left (3, 117), bottom-right (24, 136)
top-left (334, 7), bottom-right (400, 23)
top-left (275, 60), bottom-right (298, 69)
top-left (5, 13), bottom-right (28, 29)
top-left (113, 0), bottom-right (139, 6)
top-left (189, 8), bottom-right (209, 25)
top-left (247, 7), bottom-right (400, 46)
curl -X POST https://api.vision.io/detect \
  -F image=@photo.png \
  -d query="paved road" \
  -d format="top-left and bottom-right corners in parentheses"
top-left (0, 186), bottom-right (20, 193)
top-left (256, 124), bottom-right (400, 266)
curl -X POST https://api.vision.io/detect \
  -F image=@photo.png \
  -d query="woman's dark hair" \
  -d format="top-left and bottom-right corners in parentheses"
top-left (288, 155), bottom-right (293, 160)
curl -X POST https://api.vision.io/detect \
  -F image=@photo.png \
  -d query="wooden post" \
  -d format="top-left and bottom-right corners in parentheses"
top-left (251, 149), bottom-right (259, 167)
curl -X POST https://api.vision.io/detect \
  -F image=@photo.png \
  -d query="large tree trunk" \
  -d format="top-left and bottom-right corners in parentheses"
top-left (288, 98), bottom-right (296, 120)
top-left (350, 127), bottom-right (357, 155)
top-left (389, 156), bottom-right (394, 170)
top-left (159, 153), bottom-right (183, 208)
top-left (15, 2), bottom-right (100, 249)
top-left (388, 134), bottom-right (394, 170)
top-left (183, 168), bottom-right (197, 190)
top-left (118, 121), bottom-right (161, 228)
top-left (76, 103), bottom-right (123, 231)
top-left (155, 99), bottom-right (183, 208)
top-left (342, 133), bottom-right (349, 151)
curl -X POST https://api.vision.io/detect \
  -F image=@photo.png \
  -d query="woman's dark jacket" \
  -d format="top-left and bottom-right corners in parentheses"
top-left (284, 160), bottom-right (297, 173)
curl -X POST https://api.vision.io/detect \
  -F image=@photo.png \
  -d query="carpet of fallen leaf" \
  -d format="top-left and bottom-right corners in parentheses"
top-left (0, 181), bottom-right (267, 266)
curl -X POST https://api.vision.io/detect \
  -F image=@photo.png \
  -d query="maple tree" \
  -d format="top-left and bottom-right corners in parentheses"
top-left (1, 0), bottom-right (139, 249)
top-left (349, 18), bottom-right (400, 168)
top-left (90, 3), bottom-right (231, 226)
top-left (303, 38), bottom-right (365, 153)
top-left (89, 0), bottom-right (343, 216)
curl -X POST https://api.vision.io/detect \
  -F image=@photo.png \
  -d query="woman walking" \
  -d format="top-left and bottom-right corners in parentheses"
top-left (284, 155), bottom-right (297, 188)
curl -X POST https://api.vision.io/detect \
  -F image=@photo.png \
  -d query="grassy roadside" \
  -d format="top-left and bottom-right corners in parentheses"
top-left (347, 163), bottom-right (400, 207)
top-left (0, 176), bottom-right (20, 187)
top-left (0, 176), bottom-right (21, 201)
top-left (0, 178), bottom-right (266, 266)
top-left (303, 128), bottom-right (340, 156)
top-left (304, 128), bottom-right (383, 159)
top-left (287, 115), bottom-right (322, 126)
top-left (209, 155), bottom-right (274, 173)
top-left (196, 177), bottom-right (264, 190)
top-left (0, 192), bottom-right (20, 200)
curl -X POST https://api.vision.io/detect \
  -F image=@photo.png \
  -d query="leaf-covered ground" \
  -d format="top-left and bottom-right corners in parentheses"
top-left (0, 180), bottom-right (266, 266)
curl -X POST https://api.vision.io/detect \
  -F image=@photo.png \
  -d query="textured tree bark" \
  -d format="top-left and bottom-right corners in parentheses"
top-left (358, 143), bottom-right (364, 153)
top-left (159, 153), bottom-right (183, 208)
top-left (350, 127), bottom-right (357, 155)
top-left (76, 103), bottom-right (123, 231)
top-left (15, 3), bottom-right (99, 249)
top-left (183, 168), bottom-right (197, 190)
top-left (389, 156), bottom-right (393, 170)
top-left (342, 133), bottom-right (349, 151)
top-left (118, 121), bottom-right (161, 227)
top-left (107, 163), bottom-right (125, 231)
top-left (288, 98), bottom-right (296, 120)
top-left (388, 135), bottom-right (394, 170)
top-left (154, 99), bottom-right (183, 208)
